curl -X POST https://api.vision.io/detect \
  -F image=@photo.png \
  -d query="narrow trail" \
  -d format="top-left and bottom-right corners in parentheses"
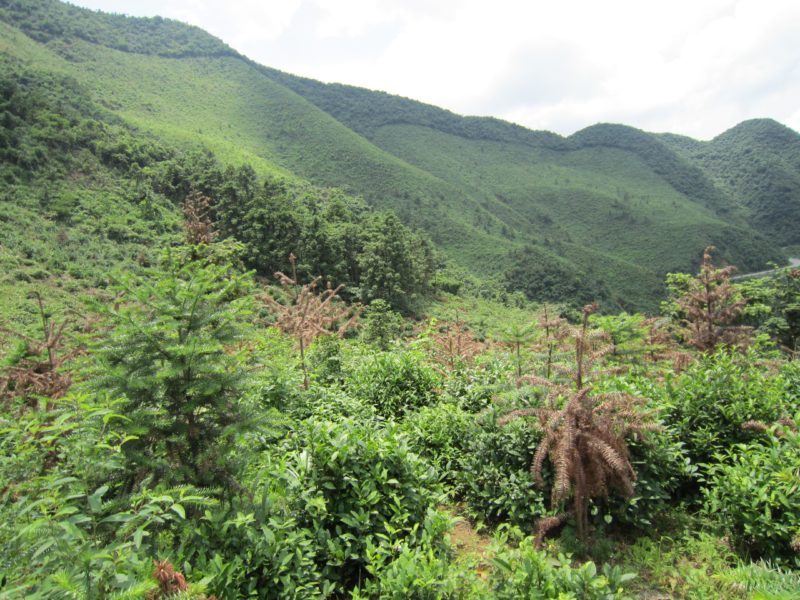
top-left (731, 257), bottom-right (800, 280)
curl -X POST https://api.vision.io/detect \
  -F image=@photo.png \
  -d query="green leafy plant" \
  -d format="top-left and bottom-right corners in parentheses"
top-left (489, 527), bottom-right (635, 599)
top-left (92, 252), bottom-right (254, 487)
top-left (703, 422), bottom-right (800, 565)
top-left (663, 349), bottom-right (791, 466)
top-left (345, 350), bottom-right (441, 418)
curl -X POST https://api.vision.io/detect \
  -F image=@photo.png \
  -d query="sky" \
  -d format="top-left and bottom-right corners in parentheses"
top-left (69, 0), bottom-right (800, 139)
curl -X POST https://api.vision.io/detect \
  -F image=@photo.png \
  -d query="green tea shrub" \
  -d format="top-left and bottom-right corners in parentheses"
top-left (352, 544), bottom-right (487, 599)
top-left (593, 376), bottom-right (693, 528)
top-left (178, 457), bottom-right (332, 600)
top-left (288, 385), bottom-right (377, 423)
top-left (402, 403), bottom-right (475, 488)
top-left (287, 418), bottom-right (445, 587)
top-left (345, 350), bottom-right (441, 418)
top-left (703, 427), bottom-right (800, 565)
top-left (457, 413), bottom-right (546, 528)
top-left (664, 350), bottom-right (790, 466)
top-left (604, 430), bottom-right (693, 529)
top-left (182, 418), bottom-right (445, 596)
top-left (489, 528), bottom-right (635, 599)
top-left (442, 363), bottom-right (503, 412)
top-left (307, 334), bottom-right (346, 385)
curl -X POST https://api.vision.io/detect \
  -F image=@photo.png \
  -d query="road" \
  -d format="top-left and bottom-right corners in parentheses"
top-left (731, 257), bottom-right (800, 280)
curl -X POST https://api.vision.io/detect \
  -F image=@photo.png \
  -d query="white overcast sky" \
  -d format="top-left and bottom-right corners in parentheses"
top-left (69, 0), bottom-right (800, 139)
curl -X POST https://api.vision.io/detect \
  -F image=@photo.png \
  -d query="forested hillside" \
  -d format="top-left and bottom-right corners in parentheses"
top-left (1, 0), bottom-right (795, 311)
top-left (661, 118), bottom-right (800, 249)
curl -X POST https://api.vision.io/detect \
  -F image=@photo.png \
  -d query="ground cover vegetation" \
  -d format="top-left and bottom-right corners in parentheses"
top-left (2, 1), bottom-right (800, 597)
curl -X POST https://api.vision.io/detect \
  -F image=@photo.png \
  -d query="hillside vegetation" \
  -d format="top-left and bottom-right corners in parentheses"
top-left (1, 0), bottom-right (796, 310)
top-left (3, 2), bottom-right (800, 599)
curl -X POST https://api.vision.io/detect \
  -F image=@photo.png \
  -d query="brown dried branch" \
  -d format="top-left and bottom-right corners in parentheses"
top-left (261, 254), bottom-right (361, 388)
top-left (0, 292), bottom-right (79, 409)
top-left (677, 246), bottom-right (750, 351)
top-left (430, 314), bottom-right (488, 371)
top-left (182, 190), bottom-right (218, 246)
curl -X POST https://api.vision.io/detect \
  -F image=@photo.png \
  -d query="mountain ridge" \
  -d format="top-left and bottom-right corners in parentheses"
top-left (1, 0), bottom-right (797, 310)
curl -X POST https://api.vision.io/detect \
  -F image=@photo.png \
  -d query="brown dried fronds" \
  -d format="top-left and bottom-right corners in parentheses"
top-left (150, 559), bottom-right (188, 598)
top-left (533, 513), bottom-right (569, 549)
top-left (742, 416), bottom-right (798, 438)
top-left (183, 190), bottom-right (217, 246)
top-left (506, 384), bottom-right (656, 544)
top-left (430, 315), bottom-right (488, 371)
top-left (0, 292), bottom-right (79, 408)
top-left (678, 246), bottom-right (750, 352)
top-left (497, 407), bottom-right (539, 426)
top-left (261, 254), bottom-right (361, 388)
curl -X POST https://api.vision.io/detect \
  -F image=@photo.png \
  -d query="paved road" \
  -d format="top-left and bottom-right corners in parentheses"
top-left (732, 257), bottom-right (800, 280)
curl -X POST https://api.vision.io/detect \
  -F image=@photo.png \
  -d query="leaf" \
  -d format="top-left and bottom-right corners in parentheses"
top-left (170, 503), bottom-right (186, 519)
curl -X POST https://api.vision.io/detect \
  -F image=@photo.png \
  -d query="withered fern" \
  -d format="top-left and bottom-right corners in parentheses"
top-left (262, 253), bottom-right (361, 388)
top-left (504, 304), bottom-right (657, 545)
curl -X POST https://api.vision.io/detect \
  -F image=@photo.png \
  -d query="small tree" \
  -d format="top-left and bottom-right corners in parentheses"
top-left (676, 246), bottom-right (749, 351)
top-left (430, 313), bottom-right (487, 372)
top-left (95, 253), bottom-right (254, 487)
top-left (500, 322), bottom-right (535, 381)
top-left (504, 304), bottom-right (656, 545)
top-left (262, 254), bottom-right (360, 388)
top-left (0, 292), bottom-right (78, 410)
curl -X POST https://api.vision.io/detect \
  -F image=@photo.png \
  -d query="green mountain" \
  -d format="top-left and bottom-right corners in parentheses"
top-left (661, 119), bottom-right (800, 249)
top-left (1, 0), bottom-right (795, 311)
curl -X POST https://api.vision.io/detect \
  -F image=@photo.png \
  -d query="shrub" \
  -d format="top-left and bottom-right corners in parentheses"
top-left (703, 427), bottom-right (800, 565)
top-left (489, 528), bottom-right (635, 599)
top-left (442, 363), bottom-right (503, 412)
top-left (352, 544), bottom-right (486, 600)
top-left (285, 418), bottom-right (445, 587)
top-left (181, 418), bottom-right (446, 596)
top-left (402, 403), bottom-right (475, 488)
top-left (345, 350), bottom-right (441, 418)
top-left (664, 350), bottom-right (790, 466)
top-left (178, 457), bottom-right (331, 600)
top-left (457, 412), bottom-right (546, 528)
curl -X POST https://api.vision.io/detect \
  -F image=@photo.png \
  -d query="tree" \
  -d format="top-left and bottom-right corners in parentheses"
top-left (503, 304), bottom-right (655, 545)
top-left (358, 213), bottom-right (435, 314)
top-left (675, 246), bottom-right (749, 351)
top-left (262, 254), bottom-right (361, 389)
top-left (94, 252), bottom-right (254, 487)
top-left (739, 266), bottom-right (800, 358)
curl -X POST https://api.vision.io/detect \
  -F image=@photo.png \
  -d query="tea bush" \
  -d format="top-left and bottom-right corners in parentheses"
top-left (352, 544), bottom-right (486, 599)
top-left (402, 402), bottom-right (475, 488)
top-left (663, 350), bottom-right (790, 466)
top-left (489, 528), bottom-right (636, 599)
top-left (457, 412), bottom-right (546, 528)
top-left (345, 350), bottom-right (441, 418)
top-left (283, 418), bottom-right (445, 586)
top-left (703, 427), bottom-right (800, 565)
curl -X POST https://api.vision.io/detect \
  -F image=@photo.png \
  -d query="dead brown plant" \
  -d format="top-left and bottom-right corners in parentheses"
top-left (261, 254), bottom-right (361, 388)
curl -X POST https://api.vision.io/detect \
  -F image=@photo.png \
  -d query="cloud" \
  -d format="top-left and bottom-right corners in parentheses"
top-left (69, 0), bottom-right (800, 138)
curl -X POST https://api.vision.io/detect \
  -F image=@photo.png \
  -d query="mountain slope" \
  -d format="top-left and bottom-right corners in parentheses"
top-left (0, 0), bottom-right (792, 310)
top-left (662, 119), bottom-right (800, 248)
